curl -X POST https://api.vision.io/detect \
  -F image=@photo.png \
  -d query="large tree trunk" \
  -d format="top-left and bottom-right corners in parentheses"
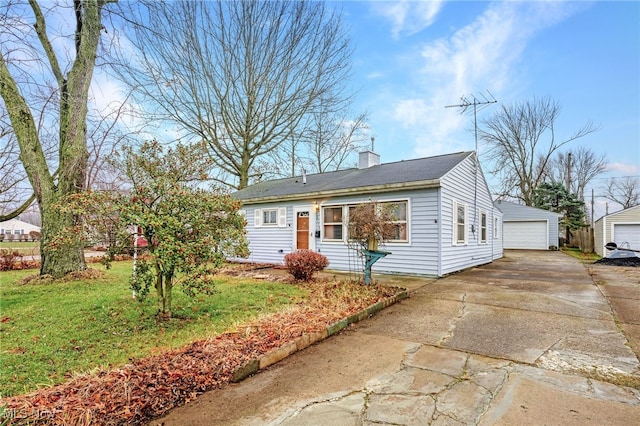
top-left (39, 193), bottom-right (87, 276)
top-left (0, 1), bottom-right (105, 278)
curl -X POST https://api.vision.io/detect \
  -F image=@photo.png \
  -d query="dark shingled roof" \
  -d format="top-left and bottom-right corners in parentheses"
top-left (233, 151), bottom-right (473, 202)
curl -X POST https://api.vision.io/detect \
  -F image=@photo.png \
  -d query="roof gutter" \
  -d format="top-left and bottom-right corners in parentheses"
top-left (236, 179), bottom-right (441, 205)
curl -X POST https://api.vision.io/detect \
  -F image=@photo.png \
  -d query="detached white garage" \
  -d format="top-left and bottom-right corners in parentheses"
top-left (594, 205), bottom-right (640, 257)
top-left (496, 201), bottom-right (562, 250)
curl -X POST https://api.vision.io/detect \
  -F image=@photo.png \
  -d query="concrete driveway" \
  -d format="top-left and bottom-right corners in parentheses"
top-left (151, 250), bottom-right (640, 425)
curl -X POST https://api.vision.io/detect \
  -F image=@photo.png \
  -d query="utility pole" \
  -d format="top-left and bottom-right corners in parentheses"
top-left (566, 152), bottom-right (572, 193)
top-left (591, 187), bottom-right (595, 225)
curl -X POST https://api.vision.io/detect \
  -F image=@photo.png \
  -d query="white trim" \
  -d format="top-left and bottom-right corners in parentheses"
top-left (320, 198), bottom-right (411, 245)
top-left (254, 209), bottom-right (262, 227)
top-left (479, 209), bottom-right (488, 244)
top-left (294, 206), bottom-right (316, 251)
top-left (278, 207), bottom-right (287, 228)
top-left (452, 200), bottom-right (468, 246)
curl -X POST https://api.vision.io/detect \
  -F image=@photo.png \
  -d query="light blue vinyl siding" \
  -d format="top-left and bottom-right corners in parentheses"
top-left (439, 155), bottom-right (501, 275)
top-left (237, 153), bottom-right (503, 276)
top-left (314, 189), bottom-right (440, 276)
top-left (241, 203), bottom-right (293, 264)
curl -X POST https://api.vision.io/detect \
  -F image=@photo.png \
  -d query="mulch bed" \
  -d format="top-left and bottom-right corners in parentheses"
top-left (593, 257), bottom-right (640, 267)
top-left (1, 275), bottom-right (400, 426)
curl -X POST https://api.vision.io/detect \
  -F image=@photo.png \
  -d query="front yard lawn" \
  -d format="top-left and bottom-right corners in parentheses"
top-left (0, 262), bottom-right (400, 425)
top-left (0, 261), bottom-right (305, 397)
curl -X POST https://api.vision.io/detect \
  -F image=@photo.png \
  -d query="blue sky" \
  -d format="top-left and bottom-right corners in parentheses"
top-left (336, 0), bottom-right (639, 216)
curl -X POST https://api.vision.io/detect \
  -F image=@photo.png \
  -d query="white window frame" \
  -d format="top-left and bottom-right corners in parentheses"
top-left (254, 207), bottom-right (286, 228)
top-left (494, 217), bottom-right (499, 239)
top-left (323, 199), bottom-right (410, 244)
top-left (479, 210), bottom-right (488, 244)
top-left (378, 200), bottom-right (409, 243)
top-left (322, 205), bottom-right (344, 242)
top-left (453, 201), bottom-right (467, 245)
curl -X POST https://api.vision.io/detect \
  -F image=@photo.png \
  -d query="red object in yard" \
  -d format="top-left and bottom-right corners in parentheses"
top-left (134, 227), bottom-right (148, 247)
top-left (135, 236), bottom-right (148, 247)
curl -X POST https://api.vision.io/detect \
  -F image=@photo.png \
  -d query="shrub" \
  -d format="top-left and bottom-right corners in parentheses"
top-left (0, 250), bottom-right (38, 271)
top-left (284, 250), bottom-right (329, 281)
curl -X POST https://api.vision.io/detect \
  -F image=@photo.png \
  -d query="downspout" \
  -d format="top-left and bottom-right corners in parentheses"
top-left (602, 216), bottom-right (607, 257)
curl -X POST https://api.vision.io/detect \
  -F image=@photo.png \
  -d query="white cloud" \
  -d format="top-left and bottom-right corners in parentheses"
top-left (371, 0), bottom-right (446, 38)
top-left (377, 1), bottom-right (587, 158)
top-left (607, 163), bottom-right (640, 175)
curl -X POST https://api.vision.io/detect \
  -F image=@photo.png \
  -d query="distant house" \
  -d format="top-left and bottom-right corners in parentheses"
top-left (495, 200), bottom-right (562, 250)
top-left (594, 205), bottom-right (640, 257)
top-left (0, 218), bottom-right (41, 240)
top-left (232, 151), bottom-right (503, 277)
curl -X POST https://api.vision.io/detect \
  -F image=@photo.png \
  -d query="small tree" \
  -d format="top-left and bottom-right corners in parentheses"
top-left (347, 201), bottom-right (398, 251)
top-left (60, 141), bottom-right (249, 318)
top-left (533, 182), bottom-right (587, 245)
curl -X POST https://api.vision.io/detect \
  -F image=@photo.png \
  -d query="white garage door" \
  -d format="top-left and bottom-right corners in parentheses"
top-left (503, 221), bottom-right (548, 250)
top-left (613, 224), bottom-right (640, 251)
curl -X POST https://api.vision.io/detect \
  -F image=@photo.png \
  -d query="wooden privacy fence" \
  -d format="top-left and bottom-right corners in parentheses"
top-left (572, 227), bottom-right (594, 254)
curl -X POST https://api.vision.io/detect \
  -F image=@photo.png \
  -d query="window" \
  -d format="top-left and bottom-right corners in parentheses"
top-left (14, 229), bottom-right (22, 235)
top-left (262, 209), bottom-right (278, 226)
top-left (323, 206), bottom-right (343, 240)
top-left (254, 207), bottom-right (286, 228)
top-left (384, 201), bottom-right (408, 241)
top-left (480, 211), bottom-right (487, 243)
top-left (453, 202), bottom-right (467, 245)
top-left (494, 217), bottom-right (499, 239)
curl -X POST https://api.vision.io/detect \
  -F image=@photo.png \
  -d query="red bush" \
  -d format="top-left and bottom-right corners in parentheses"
top-left (0, 250), bottom-right (39, 271)
top-left (284, 250), bottom-right (329, 281)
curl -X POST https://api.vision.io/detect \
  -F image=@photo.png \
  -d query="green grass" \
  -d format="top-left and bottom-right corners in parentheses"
top-left (0, 241), bottom-right (39, 256)
top-left (561, 247), bottom-right (601, 262)
top-left (0, 261), bottom-right (306, 397)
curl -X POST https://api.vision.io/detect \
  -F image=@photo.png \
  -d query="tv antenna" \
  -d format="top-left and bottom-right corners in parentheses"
top-left (445, 91), bottom-right (497, 237)
top-left (445, 90), bottom-right (497, 154)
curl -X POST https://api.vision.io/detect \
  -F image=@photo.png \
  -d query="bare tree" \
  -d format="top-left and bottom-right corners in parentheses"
top-left (0, 0), bottom-right (115, 277)
top-left (604, 176), bottom-right (640, 209)
top-left (266, 109), bottom-right (369, 178)
top-left (85, 95), bottom-right (140, 191)
top-left (479, 97), bottom-right (599, 205)
top-left (112, 0), bottom-right (353, 189)
top-left (544, 147), bottom-right (607, 200)
top-left (303, 111), bottom-right (369, 174)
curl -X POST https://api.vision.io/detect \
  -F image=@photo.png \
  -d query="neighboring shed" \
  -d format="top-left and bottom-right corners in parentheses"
top-left (233, 151), bottom-right (503, 277)
top-left (495, 200), bottom-right (562, 250)
top-left (594, 205), bottom-right (640, 257)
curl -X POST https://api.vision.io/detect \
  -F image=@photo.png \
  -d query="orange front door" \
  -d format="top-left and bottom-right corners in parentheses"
top-left (296, 212), bottom-right (309, 250)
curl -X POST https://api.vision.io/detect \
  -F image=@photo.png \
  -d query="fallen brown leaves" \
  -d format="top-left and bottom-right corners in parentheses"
top-left (1, 276), bottom-right (401, 426)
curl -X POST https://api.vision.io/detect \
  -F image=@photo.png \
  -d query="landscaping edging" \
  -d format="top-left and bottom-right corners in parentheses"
top-left (231, 288), bottom-right (409, 382)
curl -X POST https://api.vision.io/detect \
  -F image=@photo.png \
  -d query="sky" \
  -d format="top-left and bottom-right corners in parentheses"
top-left (7, 1), bottom-right (636, 221)
top-left (333, 0), bottom-right (639, 218)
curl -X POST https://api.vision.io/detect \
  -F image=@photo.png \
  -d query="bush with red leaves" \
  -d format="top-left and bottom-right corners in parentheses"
top-left (284, 250), bottom-right (329, 281)
top-left (0, 250), bottom-right (39, 271)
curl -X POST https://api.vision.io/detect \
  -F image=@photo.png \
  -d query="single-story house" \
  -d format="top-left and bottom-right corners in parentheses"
top-left (494, 200), bottom-right (562, 250)
top-left (232, 150), bottom-right (503, 277)
top-left (594, 205), bottom-right (640, 257)
top-left (0, 218), bottom-right (41, 240)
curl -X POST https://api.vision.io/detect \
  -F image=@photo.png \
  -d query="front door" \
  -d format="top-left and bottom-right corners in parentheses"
top-left (296, 211), bottom-right (310, 250)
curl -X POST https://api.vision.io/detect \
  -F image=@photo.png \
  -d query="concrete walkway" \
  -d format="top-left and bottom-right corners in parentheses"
top-left (151, 251), bottom-right (640, 425)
